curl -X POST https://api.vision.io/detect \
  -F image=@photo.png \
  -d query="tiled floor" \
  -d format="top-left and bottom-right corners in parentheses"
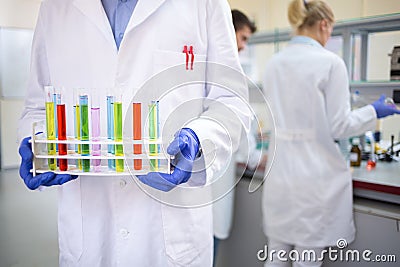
top-left (0, 168), bottom-right (58, 267)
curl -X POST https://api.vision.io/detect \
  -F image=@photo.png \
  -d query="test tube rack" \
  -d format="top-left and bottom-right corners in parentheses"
top-left (30, 122), bottom-right (172, 176)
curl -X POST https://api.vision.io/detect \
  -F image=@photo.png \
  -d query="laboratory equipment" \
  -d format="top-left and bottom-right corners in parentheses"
top-left (80, 93), bottom-right (90, 172)
top-left (74, 89), bottom-right (82, 169)
top-left (114, 94), bottom-right (124, 172)
top-left (389, 46), bottom-right (400, 80)
top-left (133, 103), bottom-right (142, 170)
top-left (91, 93), bottom-right (101, 172)
top-left (365, 131), bottom-right (376, 170)
top-left (57, 90), bottom-right (68, 171)
top-left (45, 86), bottom-right (56, 170)
top-left (31, 95), bottom-right (172, 176)
top-left (53, 91), bottom-right (59, 151)
top-left (107, 95), bottom-right (115, 170)
top-left (350, 138), bottom-right (362, 167)
top-left (148, 101), bottom-right (158, 171)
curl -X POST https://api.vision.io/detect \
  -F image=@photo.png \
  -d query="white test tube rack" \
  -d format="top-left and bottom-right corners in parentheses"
top-left (30, 122), bottom-right (172, 176)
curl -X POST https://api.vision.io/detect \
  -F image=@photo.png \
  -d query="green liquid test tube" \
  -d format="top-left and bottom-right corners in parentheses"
top-left (114, 101), bottom-right (124, 172)
top-left (80, 94), bottom-right (90, 172)
top-left (149, 102), bottom-right (158, 171)
top-left (45, 87), bottom-right (56, 170)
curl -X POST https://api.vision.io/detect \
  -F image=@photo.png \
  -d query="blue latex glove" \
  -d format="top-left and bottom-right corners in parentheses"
top-left (372, 95), bottom-right (400, 119)
top-left (19, 136), bottom-right (78, 190)
top-left (137, 128), bottom-right (200, 192)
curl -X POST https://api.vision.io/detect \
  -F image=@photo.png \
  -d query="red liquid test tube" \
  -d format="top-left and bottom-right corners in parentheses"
top-left (133, 103), bottom-right (142, 170)
top-left (57, 103), bottom-right (68, 171)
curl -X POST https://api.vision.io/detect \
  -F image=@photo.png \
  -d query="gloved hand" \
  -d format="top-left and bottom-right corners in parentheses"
top-left (19, 136), bottom-right (78, 190)
top-left (372, 95), bottom-right (400, 119)
top-left (137, 128), bottom-right (200, 192)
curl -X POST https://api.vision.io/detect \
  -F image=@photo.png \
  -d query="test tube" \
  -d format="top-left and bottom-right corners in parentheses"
top-left (149, 101), bottom-right (158, 171)
top-left (156, 101), bottom-right (160, 167)
top-left (114, 94), bottom-right (124, 172)
top-left (107, 95), bottom-right (115, 170)
top-left (74, 89), bottom-right (82, 170)
top-left (80, 93), bottom-right (90, 172)
top-left (133, 103), bottom-right (142, 170)
top-left (91, 93), bottom-right (101, 172)
top-left (45, 86), bottom-right (56, 170)
top-left (53, 92), bottom-right (59, 151)
top-left (56, 89), bottom-right (68, 171)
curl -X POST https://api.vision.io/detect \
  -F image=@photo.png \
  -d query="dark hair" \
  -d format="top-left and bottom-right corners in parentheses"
top-left (231, 9), bottom-right (257, 33)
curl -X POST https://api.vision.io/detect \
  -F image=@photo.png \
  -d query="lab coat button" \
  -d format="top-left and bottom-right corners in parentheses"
top-left (120, 179), bottom-right (127, 188)
top-left (120, 228), bottom-right (129, 238)
top-left (120, 0), bottom-right (128, 2)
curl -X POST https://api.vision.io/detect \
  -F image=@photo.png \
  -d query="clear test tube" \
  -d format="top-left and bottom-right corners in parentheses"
top-left (80, 93), bottom-right (90, 172)
top-left (148, 101), bottom-right (159, 171)
top-left (114, 93), bottom-right (124, 172)
top-left (133, 103), bottom-right (142, 170)
top-left (73, 89), bottom-right (82, 170)
top-left (44, 86), bottom-right (56, 170)
top-left (91, 92), bottom-right (101, 172)
top-left (56, 88), bottom-right (68, 171)
top-left (107, 95), bottom-right (115, 170)
top-left (156, 101), bottom-right (160, 167)
top-left (53, 91), bottom-right (59, 151)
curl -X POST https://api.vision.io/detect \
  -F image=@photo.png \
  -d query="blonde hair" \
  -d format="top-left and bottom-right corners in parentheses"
top-left (288, 0), bottom-right (334, 30)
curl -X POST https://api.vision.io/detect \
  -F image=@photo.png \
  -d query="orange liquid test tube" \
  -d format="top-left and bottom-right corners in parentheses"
top-left (133, 103), bottom-right (142, 170)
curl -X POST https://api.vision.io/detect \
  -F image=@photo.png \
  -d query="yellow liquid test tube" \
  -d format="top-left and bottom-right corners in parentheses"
top-left (114, 100), bottom-right (124, 172)
top-left (45, 86), bottom-right (56, 170)
top-left (149, 101), bottom-right (158, 171)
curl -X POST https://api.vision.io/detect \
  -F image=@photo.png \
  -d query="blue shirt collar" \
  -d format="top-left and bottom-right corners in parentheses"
top-left (290, 35), bottom-right (323, 48)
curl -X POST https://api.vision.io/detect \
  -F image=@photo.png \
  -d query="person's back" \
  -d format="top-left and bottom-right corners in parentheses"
top-left (265, 41), bottom-right (338, 131)
top-left (261, 1), bottom-right (400, 266)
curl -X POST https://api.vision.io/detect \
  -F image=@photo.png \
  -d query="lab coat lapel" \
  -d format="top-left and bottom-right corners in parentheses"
top-left (125, 0), bottom-right (167, 32)
top-left (73, 0), bottom-right (115, 49)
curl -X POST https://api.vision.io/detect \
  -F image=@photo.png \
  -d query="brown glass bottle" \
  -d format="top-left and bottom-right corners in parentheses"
top-left (350, 138), bottom-right (362, 167)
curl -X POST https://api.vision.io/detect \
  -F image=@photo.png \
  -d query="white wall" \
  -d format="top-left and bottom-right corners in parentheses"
top-left (0, 0), bottom-right (41, 29)
top-left (0, 0), bottom-right (40, 168)
top-left (0, 99), bottom-right (25, 168)
top-left (228, 0), bottom-right (400, 31)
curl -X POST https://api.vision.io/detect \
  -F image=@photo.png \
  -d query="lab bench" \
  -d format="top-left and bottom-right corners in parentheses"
top-left (352, 161), bottom-right (400, 205)
top-left (215, 162), bottom-right (400, 267)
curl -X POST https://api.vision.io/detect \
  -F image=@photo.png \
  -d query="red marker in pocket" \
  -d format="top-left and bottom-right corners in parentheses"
top-left (189, 46), bottom-right (194, 70)
top-left (183, 45), bottom-right (189, 70)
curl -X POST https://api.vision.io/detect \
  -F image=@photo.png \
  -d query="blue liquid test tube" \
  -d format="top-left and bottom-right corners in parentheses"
top-left (107, 96), bottom-right (115, 170)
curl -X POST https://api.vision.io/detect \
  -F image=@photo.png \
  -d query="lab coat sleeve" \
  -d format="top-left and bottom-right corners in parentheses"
top-left (323, 56), bottom-right (377, 140)
top-left (186, 0), bottom-right (251, 182)
top-left (17, 3), bottom-right (50, 143)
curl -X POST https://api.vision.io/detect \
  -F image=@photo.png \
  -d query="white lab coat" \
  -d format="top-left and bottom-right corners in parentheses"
top-left (262, 36), bottom-right (377, 248)
top-left (18, 0), bottom-right (249, 266)
top-left (213, 122), bottom-right (261, 239)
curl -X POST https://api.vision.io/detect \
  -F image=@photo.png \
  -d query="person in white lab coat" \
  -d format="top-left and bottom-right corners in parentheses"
top-left (262, 0), bottom-right (400, 266)
top-left (212, 9), bottom-right (259, 265)
top-left (17, 0), bottom-right (250, 266)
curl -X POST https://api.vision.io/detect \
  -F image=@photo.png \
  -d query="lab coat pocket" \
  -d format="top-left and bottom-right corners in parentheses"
top-left (152, 50), bottom-right (207, 135)
top-left (161, 204), bottom-right (208, 266)
top-left (153, 49), bottom-right (207, 74)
